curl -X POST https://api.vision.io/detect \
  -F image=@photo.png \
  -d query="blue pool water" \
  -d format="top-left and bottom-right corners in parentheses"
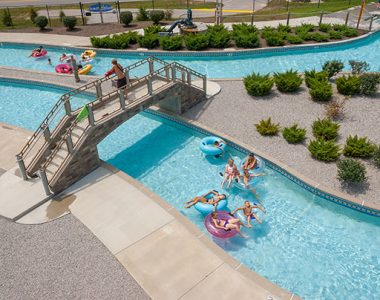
top-left (0, 79), bottom-right (90, 130)
top-left (1, 31), bottom-right (379, 78)
top-left (97, 112), bottom-right (380, 299)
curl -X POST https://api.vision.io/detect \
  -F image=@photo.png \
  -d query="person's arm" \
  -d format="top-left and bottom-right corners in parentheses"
top-left (104, 66), bottom-right (115, 77)
top-left (231, 207), bottom-right (243, 215)
top-left (253, 204), bottom-right (266, 213)
top-left (212, 218), bottom-right (225, 229)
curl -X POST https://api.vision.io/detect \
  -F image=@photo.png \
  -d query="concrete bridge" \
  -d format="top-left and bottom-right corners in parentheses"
top-left (16, 57), bottom-right (207, 194)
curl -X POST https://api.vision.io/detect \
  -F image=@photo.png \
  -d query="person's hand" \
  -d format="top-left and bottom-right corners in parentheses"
top-left (229, 212), bottom-right (234, 216)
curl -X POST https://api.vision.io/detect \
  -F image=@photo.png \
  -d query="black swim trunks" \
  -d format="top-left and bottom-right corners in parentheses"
top-left (117, 77), bottom-right (127, 88)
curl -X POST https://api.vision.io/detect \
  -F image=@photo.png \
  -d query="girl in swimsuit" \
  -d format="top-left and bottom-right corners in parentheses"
top-left (184, 190), bottom-right (226, 208)
top-left (243, 153), bottom-right (257, 171)
top-left (221, 158), bottom-right (240, 189)
top-left (211, 212), bottom-right (248, 238)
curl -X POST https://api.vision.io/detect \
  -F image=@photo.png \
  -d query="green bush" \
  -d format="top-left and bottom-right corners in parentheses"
top-left (164, 9), bottom-right (173, 20)
top-left (243, 73), bottom-right (274, 96)
top-left (349, 60), bottom-right (369, 74)
top-left (274, 69), bottom-right (303, 93)
top-left (308, 139), bottom-right (340, 161)
top-left (328, 30), bottom-right (343, 40)
top-left (312, 118), bottom-right (340, 141)
top-left (2, 9), bottom-right (12, 27)
top-left (319, 23), bottom-right (332, 32)
top-left (336, 75), bottom-right (361, 95)
top-left (282, 124), bottom-right (306, 143)
top-left (59, 10), bottom-right (66, 22)
top-left (255, 118), bottom-right (280, 136)
top-left (90, 32), bottom-right (133, 49)
top-left (310, 32), bottom-right (329, 42)
top-left (137, 7), bottom-right (149, 21)
top-left (295, 23), bottom-right (315, 34)
top-left (34, 16), bottom-right (48, 30)
top-left (144, 25), bottom-right (165, 35)
top-left (304, 69), bottom-right (328, 88)
top-left (287, 35), bottom-right (304, 44)
top-left (359, 73), bottom-right (380, 96)
top-left (322, 60), bottom-right (344, 78)
top-left (337, 158), bottom-right (367, 183)
top-left (185, 33), bottom-right (209, 51)
top-left (261, 26), bottom-right (276, 38)
top-left (232, 23), bottom-right (258, 35)
top-left (343, 135), bottom-right (376, 158)
top-left (120, 11), bottom-right (133, 26)
top-left (160, 35), bottom-right (182, 51)
top-left (343, 28), bottom-right (358, 37)
top-left (150, 10), bottom-right (165, 24)
top-left (277, 24), bottom-right (291, 32)
top-left (309, 81), bottom-right (333, 102)
top-left (207, 25), bottom-right (230, 48)
top-left (265, 31), bottom-right (286, 46)
top-left (373, 146), bottom-right (380, 168)
top-left (332, 24), bottom-right (349, 32)
top-left (30, 8), bottom-right (38, 23)
top-left (126, 31), bottom-right (139, 44)
top-left (63, 16), bottom-right (77, 30)
top-left (234, 32), bottom-right (259, 48)
top-left (138, 33), bottom-right (159, 49)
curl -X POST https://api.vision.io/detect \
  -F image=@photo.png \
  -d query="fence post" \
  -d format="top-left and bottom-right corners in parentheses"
top-left (95, 81), bottom-right (102, 98)
top-left (43, 125), bottom-right (51, 143)
top-left (6, 7), bottom-right (14, 29)
top-left (165, 66), bottom-right (170, 80)
top-left (119, 89), bottom-right (126, 109)
top-left (16, 155), bottom-right (28, 180)
top-left (317, 0), bottom-right (321, 8)
top-left (64, 97), bottom-right (72, 116)
top-left (87, 105), bottom-right (95, 126)
top-left (46, 5), bottom-right (52, 27)
top-left (286, 0), bottom-right (289, 12)
top-left (39, 169), bottom-right (52, 196)
top-left (250, 13), bottom-right (255, 26)
top-left (319, 11), bottom-right (324, 26)
top-left (181, 71), bottom-right (186, 82)
top-left (116, 0), bottom-right (121, 24)
top-left (286, 12), bottom-right (290, 26)
top-left (79, 2), bottom-right (86, 25)
top-left (345, 11), bottom-right (350, 26)
top-left (369, 16), bottom-right (373, 32)
top-left (99, 2), bottom-right (104, 23)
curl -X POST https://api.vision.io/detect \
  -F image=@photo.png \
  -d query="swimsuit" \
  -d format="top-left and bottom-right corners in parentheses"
top-left (115, 64), bottom-right (127, 88)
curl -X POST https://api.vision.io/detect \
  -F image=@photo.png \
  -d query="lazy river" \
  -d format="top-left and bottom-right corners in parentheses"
top-left (0, 31), bottom-right (379, 78)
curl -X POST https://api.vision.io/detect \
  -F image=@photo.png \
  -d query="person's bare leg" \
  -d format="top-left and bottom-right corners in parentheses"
top-left (246, 215), bottom-right (252, 228)
top-left (221, 175), bottom-right (228, 188)
top-left (184, 197), bottom-right (200, 208)
top-left (251, 212), bottom-right (262, 224)
top-left (226, 177), bottom-right (232, 189)
top-left (230, 224), bottom-right (248, 238)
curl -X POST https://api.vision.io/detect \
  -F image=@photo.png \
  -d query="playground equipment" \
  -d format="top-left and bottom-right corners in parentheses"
top-left (159, 9), bottom-right (206, 36)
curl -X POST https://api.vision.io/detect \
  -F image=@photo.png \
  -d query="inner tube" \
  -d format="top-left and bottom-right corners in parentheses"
top-left (89, 3), bottom-right (112, 12)
top-left (81, 50), bottom-right (96, 58)
top-left (55, 63), bottom-right (73, 74)
top-left (194, 190), bottom-right (228, 214)
top-left (199, 136), bottom-right (226, 156)
top-left (241, 157), bottom-right (265, 173)
top-left (80, 57), bottom-right (93, 65)
top-left (204, 211), bottom-right (239, 239)
top-left (31, 49), bottom-right (47, 58)
top-left (78, 64), bottom-right (93, 75)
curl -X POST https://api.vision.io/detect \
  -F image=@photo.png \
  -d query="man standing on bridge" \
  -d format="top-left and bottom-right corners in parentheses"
top-left (105, 59), bottom-right (128, 99)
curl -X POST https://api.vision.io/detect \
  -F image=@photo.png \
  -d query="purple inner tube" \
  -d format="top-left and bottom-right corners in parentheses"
top-left (204, 211), bottom-right (239, 239)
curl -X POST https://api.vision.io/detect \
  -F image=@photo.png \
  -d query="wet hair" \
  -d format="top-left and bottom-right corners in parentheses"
top-left (228, 158), bottom-right (234, 164)
top-left (249, 153), bottom-right (254, 157)
top-left (245, 200), bottom-right (250, 205)
top-left (221, 194), bottom-right (226, 199)
top-left (211, 212), bottom-right (217, 218)
top-left (112, 59), bottom-right (118, 64)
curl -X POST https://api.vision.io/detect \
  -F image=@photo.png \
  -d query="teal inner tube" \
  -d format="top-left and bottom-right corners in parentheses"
top-left (194, 190), bottom-right (228, 214)
top-left (199, 136), bottom-right (226, 156)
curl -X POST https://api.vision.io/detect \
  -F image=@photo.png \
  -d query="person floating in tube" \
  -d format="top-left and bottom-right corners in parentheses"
top-left (231, 201), bottom-right (266, 228)
top-left (213, 138), bottom-right (226, 157)
top-left (221, 158), bottom-right (240, 189)
top-left (242, 152), bottom-right (257, 171)
top-left (29, 45), bottom-right (43, 57)
top-left (184, 190), bottom-right (226, 209)
top-left (211, 212), bottom-right (248, 238)
top-left (105, 59), bottom-right (128, 99)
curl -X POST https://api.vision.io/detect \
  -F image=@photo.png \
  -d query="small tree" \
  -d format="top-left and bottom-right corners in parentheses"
top-left (322, 60), bottom-right (344, 79)
top-left (137, 7), bottom-right (149, 21)
top-left (63, 16), bottom-right (77, 30)
top-left (2, 9), bottom-right (13, 27)
top-left (120, 11), bottom-right (133, 26)
top-left (30, 8), bottom-right (38, 23)
top-left (59, 10), bottom-right (66, 22)
top-left (34, 16), bottom-right (48, 30)
top-left (150, 10), bottom-right (165, 25)
top-left (337, 158), bottom-right (367, 183)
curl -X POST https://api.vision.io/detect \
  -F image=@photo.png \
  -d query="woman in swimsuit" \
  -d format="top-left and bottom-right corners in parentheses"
top-left (221, 158), bottom-right (240, 189)
top-left (232, 201), bottom-right (266, 227)
top-left (184, 190), bottom-right (226, 208)
top-left (243, 153), bottom-right (257, 171)
top-left (106, 59), bottom-right (128, 98)
top-left (211, 212), bottom-right (248, 238)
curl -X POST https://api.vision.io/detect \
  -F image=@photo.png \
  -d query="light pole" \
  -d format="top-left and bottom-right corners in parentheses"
top-left (152, 0), bottom-right (155, 10)
top-left (250, 0), bottom-right (256, 25)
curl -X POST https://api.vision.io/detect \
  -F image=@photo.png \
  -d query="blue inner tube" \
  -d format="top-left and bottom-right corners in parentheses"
top-left (241, 156), bottom-right (265, 173)
top-left (199, 136), bottom-right (226, 156)
top-left (194, 190), bottom-right (228, 214)
top-left (89, 4), bottom-right (112, 12)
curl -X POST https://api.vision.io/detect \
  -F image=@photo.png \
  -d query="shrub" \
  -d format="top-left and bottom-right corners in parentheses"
top-left (343, 135), bottom-right (376, 158)
top-left (312, 118), bottom-right (340, 141)
top-left (150, 10), bottom-right (165, 24)
top-left (328, 30), bottom-right (343, 40)
top-left (325, 99), bottom-right (345, 119)
top-left (138, 33), bottom-right (159, 49)
top-left (295, 23), bottom-right (315, 34)
top-left (144, 25), bottom-right (165, 35)
top-left (274, 69), bottom-right (303, 93)
top-left (337, 158), bottom-right (367, 183)
top-left (2, 9), bottom-right (12, 27)
top-left (120, 11), bottom-right (133, 26)
top-left (277, 24), bottom-right (291, 32)
top-left (304, 69), bottom-right (328, 88)
top-left (265, 31), bottom-right (286, 46)
top-left (308, 139), bottom-right (340, 161)
top-left (185, 33), bottom-right (209, 51)
top-left (319, 23), bottom-right (331, 32)
top-left (90, 32), bottom-right (133, 49)
top-left (343, 28), bottom-right (358, 37)
top-left (309, 81), bottom-right (333, 102)
top-left (207, 25), bottom-right (230, 48)
top-left (373, 146), bottom-right (380, 168)
top-left (164, 9), bottom-right (173, 20)
top-left (287, 35), bottom-right (304, 44)
top-left (255, 118), bottom-right (280, 136)
top-left (30, 8), bottom-right (38, 23)
top-left (63, 16), bottom-right (77, 30)
top-left (34, 16), bottom-right (48, 30)
top-left (310, 32), bottom-right (329, 42)
top-left (322, 60), bottom-right (344, 78)
top-left (126, 31), bottom-right (139, 44)
top-left (59, 10), bottom-right (66, 22)
top-left (243, 73), bottom-right (274, 96)
top-left (261, 26), bottom-right (276, 38)
top-left (137, 7), bottom-right (149, 21)
top-left (232, 23), bottom-right (258, 35)
top-left (234, 32), bottom-right (259, 48)
top-left (160, 35), bottom-right (182, 51)
top-left (359, 73), bottom-right (380, 96)
top-left (349, 60), bottom-right (369, 74)
top-left (332, 24), bottom-right (348, 32)
top-left (336, 75), bottom-right (361, 95)
top-left (282, 124), bottom-right (306, 143)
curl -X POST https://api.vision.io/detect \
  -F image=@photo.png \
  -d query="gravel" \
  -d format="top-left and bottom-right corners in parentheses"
top-left (0, 214), bottom-right (150, 300)
top-left (183, 79), bottom-right (380, 207)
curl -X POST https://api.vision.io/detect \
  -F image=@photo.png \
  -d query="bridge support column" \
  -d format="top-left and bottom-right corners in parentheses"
top-left (87, 105), bottom-right (95, 126)
top-left (187, 71), bottom-right (191, 85)
top-left (66, 135), bottom-right (74, 153)
top-left (147, 77), bottom-right (153, 95)
top-left (39, 169), bottom-right (52, 196)
top-left (43, 125), bottom-right (51, 143)
top-left (64, 97), bottom-right (72, 116)
top-left (95, 82), bottom-right (102, 98)
top-left (148, 59), bottom-right (154, 74)
top-left (124, 68), bottom-right (130, 85)
top-left (181, 71), bottom-right (186, 82)
top-left (119, 89), bottom-right (126, 109)
top-left (171, 66), bottom-right (176, 81)
top-left (165, 66), bottom-right (170, 80)
top-left (16, 155), bottom-right (28, 180)
top-left (203, 75), bottom-right (207, 96)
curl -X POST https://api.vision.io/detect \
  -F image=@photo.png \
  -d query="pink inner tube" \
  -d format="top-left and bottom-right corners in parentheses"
top-left (31, 49), bottom-right (47, 57)
top-left (55, 63), bottom-right (73, 74)
top-left (204, 211), bottom-right (239, 239)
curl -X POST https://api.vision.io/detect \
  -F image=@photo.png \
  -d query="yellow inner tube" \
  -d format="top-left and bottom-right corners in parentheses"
top-left (78, 64), bottom-right (93, 75)
top-left (81, 50), bottom-right (96, 58)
